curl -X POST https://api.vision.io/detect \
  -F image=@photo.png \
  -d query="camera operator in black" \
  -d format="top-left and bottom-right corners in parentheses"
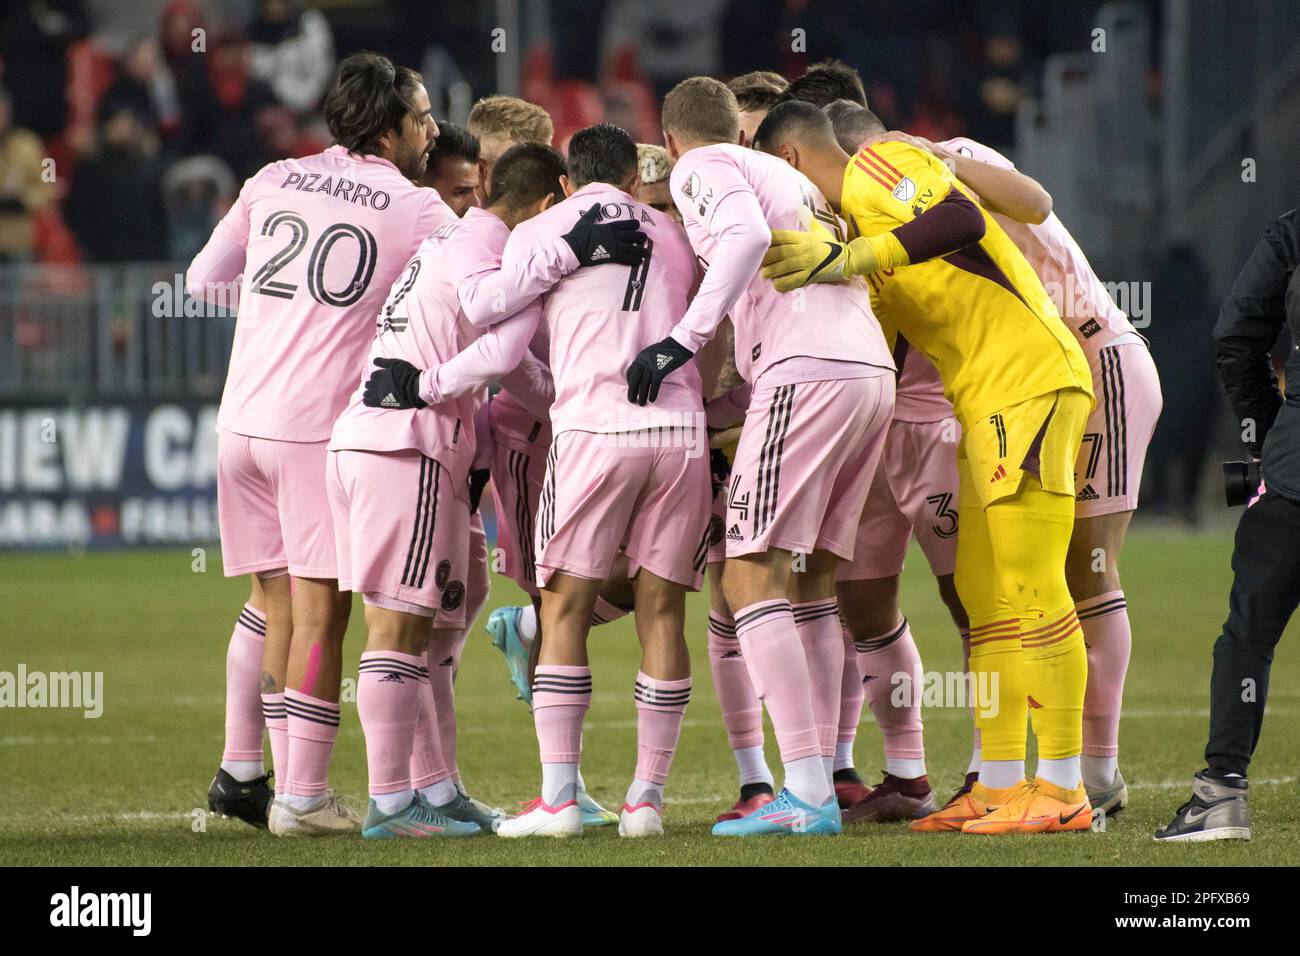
top-left (1157, 209), bottom-right (1300, 842)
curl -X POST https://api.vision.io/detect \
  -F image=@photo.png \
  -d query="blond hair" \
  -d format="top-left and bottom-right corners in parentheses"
top-left (467, 95), bottom-right (554, 146)
top-left (636, 143), bottom-right (670, 185)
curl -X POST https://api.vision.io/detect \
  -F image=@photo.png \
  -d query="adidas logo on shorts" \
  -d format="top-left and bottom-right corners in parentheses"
top-left (726, 523), bottom-right (744, 541)
top-left (1077, 484), bottom-right (1099, 501)
top-left (990, 464), bottom-right (1008, 482)
top-left (590, 244), bottom-right (610, 261)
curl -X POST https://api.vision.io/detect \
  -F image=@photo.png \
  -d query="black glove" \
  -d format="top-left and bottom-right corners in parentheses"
top-left (709, 447), bottom-right (732, 501)
top-left (562, 203), bottom-right (648, 267)
top-left (626, 336), bottom-right (694, 406)
top-left (468, 468), bottom-right (490, 515)
top-left (363, 357), bottom-right (426, 409)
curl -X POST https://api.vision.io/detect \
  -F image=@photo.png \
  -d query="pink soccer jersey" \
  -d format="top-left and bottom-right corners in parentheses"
top-left (941, 137), bottom-right (1137, 355)
top-left (199, 145), bottom-right (456, 443)
top-left (668, 143), bottom-right (893, 383)
top-left (894, 346), bottom-right (953, 424)
top-left (502, 183), bottom-right (704, 435)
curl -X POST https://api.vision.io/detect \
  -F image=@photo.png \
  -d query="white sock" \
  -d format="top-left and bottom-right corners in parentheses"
top-left (518, 604), bottom-right (538, 642)
top-left (418, 778), bottom-right (458, 807)
top-left (374, 788), bottom-right (414, 814)
top-left (822, 755), bottom-right (834, 783)
top-left (833, 741), bottom-right (855, 772)
top-left (279, 793), bottom-right (319, 811)
top-left (885, 757), bottom-right (926, 779)
top-left (979, 758), bottom-right (1025, 789)
top-left (784, 754), bottom-right (833, 806)
top-left (625, 777), bottom-right (662, 810)
top-left (221, 759), bottom-right (265, 782)
top-left (966, 746), bottom-right (982, 776)
top-left (1037, 756), bottom-right (1081, 790)
top-left (734, 745), bottom-right (773, 788)
top-left (542, 761), bottom-right (579, 806)
top-left (1081, 755), bottom-right (1118, 790)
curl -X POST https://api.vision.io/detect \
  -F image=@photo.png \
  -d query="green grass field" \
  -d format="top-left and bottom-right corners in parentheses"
top-left (2, 526), bottom-right (1297, 866)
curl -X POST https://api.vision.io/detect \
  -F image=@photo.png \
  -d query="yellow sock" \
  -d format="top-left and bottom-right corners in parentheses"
top-left (1023, 605), bottom-right (1088, 759)
top-left (967, 618), bottom-right (1027, 761)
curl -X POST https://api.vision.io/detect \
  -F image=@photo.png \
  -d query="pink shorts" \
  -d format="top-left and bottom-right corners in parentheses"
top-left (326, 448), bottom-right (470, 626)
top-left (217, 429), bottom-right (336, 578)
top-left (706, 483), bottom-right (728, 566)
top-left (838, 417), bottom-right (961, 582)
top-left (536, 430), bottom-right (712, 590)
top-left (1075, 340), bottom-right (1162, 518)
top-left (724, 373), bottom-right (894, 560)
top-left (466, 513), bottom-right (491, 624)
top-left (488, 399), bottom-right (549, 598)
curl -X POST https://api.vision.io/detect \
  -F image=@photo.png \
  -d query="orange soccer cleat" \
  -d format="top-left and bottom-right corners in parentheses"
top-left (961, 778), bottom-right (1092, 835)
top-left (910, 777), bottom-right (1028, 832)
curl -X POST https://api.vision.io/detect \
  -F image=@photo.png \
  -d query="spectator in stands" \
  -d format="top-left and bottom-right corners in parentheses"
top-left (65, 105), bottom-right (167, 262)
top-left (418, 121), bottom-right (481, 218)
top-left (99, 36), bottom-right (181, 139)
top-left (205, 30), bottom-right (279, 182)
top-left (162, 154), bottom-right (235, 263)
top-left (161, 0), bottom-right (219, 157)
top-left (0, 0), bottom-right (89, 138)
top-left (0, 86), bottom-right (53, 261)
top-left (248, 0), bottom-right (335, 113)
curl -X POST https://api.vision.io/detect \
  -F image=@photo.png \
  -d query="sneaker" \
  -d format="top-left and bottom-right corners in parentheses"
top-left (832, 768), bottom-right (872, 809)
top-left (711, 787), bottom-right (842, 837)
top-left (268, 791), bottom-right (362, 837)
top-left (1086, 768), bottom-right (1129, 816)
top-left (435, 788), bottom-right (503, 834)
top-left (716, 783), bottom-right (776, 823)
top-left (961, 777), bottom-right (1092, 835)
top-left (576, 783), bottom-right (619, 827)
top-left (207, 767), bottom-right (273, 829)
top-left (911, 777), bottom-right (1026, 832)
top-left (1154, 771), bottom-right (1250, 843)
top-left (486, 606), bottom-right (533, 706)
top-left (844, 772), bottom-right (936, 824)
top-left (619, 801), bottom-right (664, 837)
top-left (497, 797), bottom-right (583, 838)
top-left (361, 794), bottom-right (482, 839)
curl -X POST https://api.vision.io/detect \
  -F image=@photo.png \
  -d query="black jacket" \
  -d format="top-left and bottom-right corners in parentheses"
top-left (1213, 209), bottom-right (1300, 499)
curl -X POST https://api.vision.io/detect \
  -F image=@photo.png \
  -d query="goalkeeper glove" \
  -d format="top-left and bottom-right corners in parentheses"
top-left (626, 336), bottom-right (694, 406)
top-left (760, 229), bottom-right (905, 292)
top-left (363, 357), bottom-right (426, 409)
top-left (562, 203), bottom-right (648, 267)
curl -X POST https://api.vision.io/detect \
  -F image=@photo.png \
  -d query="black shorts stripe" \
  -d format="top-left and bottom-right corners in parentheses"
top-left (512, 450), bottom-right (537, 584)
top-left (415, 459), bottom-right (441, 589)
top-left (1113, 349), bottom-right (1128, 496)
top-left (753, 385), bottom-right (795, 537)
top-left (401, 456), bottom-right (432, 587)
top-left (692, 523), bottom-right (711, 572)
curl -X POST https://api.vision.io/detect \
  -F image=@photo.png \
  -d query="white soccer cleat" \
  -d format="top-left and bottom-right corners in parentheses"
top-left (618, 801), bottom-right (664, 838)
top-left (497, 797), bottom-right (583, 839)
top-left (268, 792), bottom-right (362, 837)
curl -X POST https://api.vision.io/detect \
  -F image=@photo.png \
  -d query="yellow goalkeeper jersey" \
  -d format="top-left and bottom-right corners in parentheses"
top-left (841, 140), bottom-right (1092, 423)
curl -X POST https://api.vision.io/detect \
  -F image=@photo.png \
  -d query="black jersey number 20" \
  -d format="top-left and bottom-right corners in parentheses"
top-left (251, 210), bottom-right (379, 308)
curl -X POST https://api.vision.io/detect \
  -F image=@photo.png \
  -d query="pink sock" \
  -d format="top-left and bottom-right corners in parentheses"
top-left (591, 595), bottom-right (630, 627)
top-left (793, 599), bottom-right (844, 759)
top-left (284, 689), bottom-right (340, 798)
top-left (356, 651), bottom-right (426, 797)
top-left (859, 618), bottom-right (925, 762)
top-left (707, 613), bottom-right (764, 750)
top-left (837, 625), bottom-right (865, 748)
top-left (734, 600), bottom-right (819, 762)
top-left (409, 672), bottom-right (451, 791)
top-left (223, 604), bottom-right (266, 763)
top-left (427, 628), bottom-right (464, 787)
top-left (1078, 591), bottom-right (1131, 757)
top-left (533, 665), bottom-right (591, 760)
top-left (261, 692), bottom-right (287, 788)
top-left (633, 672), bottom-right (691, 785)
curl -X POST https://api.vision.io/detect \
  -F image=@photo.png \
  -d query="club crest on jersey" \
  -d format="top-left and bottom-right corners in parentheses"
top-left (891, 176), bottom-right (917, 202)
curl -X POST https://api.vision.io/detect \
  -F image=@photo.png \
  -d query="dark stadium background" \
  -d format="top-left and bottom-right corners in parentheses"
top-left (1, 0), bottom-right (1298, 550)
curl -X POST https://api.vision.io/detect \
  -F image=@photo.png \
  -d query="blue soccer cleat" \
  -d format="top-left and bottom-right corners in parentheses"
top-left (711, 787), bottom-right (843, 837)
top-left (361, 794), bottom-right (482, 839)
top-left (486, 606), bottom-right (533, 706)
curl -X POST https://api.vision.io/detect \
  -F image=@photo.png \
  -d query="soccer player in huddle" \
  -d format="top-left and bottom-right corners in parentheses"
top-left (420, 121), bottom-right (482, 217)
top-left (493, 124), bottom-right (709, 839)
top-left (728, 70), bottom-right (789, 147)
top-left (758, 99), bottom-right (1097, 834)
top-left (194, 52), bottom-right (456, 835)
top-left (638, 77), bottom-right (897, 837)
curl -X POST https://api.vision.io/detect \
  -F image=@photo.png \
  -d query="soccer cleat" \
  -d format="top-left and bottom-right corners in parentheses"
top-left (619, 801), bottom-right (664, 837)
top-left (910, 777), bottom-right (1026, 832)
top-left (961, 777), bottom-right (1092, 835)
top-left (711, 788), bottom-right (842, 837)
top-left (497, 797), bottom-right (583, 838)
top-left (361, 794), bottom-right (482, 839)
top-left (207, 767), bottom-right (273, 829)
top-left (268, 791), bottom-right (363, 837)
top-left (843, 772), bottom-right (936, 824)
top-left (576, 783), bottom-right (619, 827)
top-left (486, 606), bottom-right (533, 706)
top-left (435, 788), bottom-right (504, 834)
top-left (716, 783), bottom-right (776, 823)
top-left (1154, 771), bottom-right (1250, 843)
top-left (1086, 768), bottom-right (1129, 816)
top-left (832, 768), bottom-right (873, 809)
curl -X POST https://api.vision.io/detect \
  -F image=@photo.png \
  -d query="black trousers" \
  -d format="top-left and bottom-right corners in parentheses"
top-left (1205, 489), bottom-right (1300, 776)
